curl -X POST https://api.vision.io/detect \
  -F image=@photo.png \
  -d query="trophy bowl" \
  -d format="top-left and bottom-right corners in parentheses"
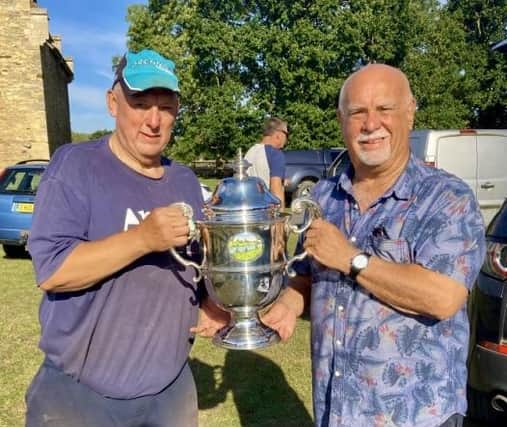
top-left (171, 151), bottom-right (321, 350)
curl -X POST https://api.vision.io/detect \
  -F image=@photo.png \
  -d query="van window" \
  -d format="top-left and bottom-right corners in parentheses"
top-left (436, 135), bottom-right (477, 179)
top-left (409, 133), bottom-right (427, 160)
top-left (477, 135), bottom-right (507, 213)
top-left (436, 135), bottom-right (477, 192)
top-left (477, 135), bottom-right (507, 180)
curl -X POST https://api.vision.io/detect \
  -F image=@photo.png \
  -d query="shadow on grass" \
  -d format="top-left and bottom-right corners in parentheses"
top-left (2, 248), bottom-right (31, 259)
top-left (190, 350), bottom-right (313, 427)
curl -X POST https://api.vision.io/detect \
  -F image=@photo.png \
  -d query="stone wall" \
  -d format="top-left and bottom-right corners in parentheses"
top-left (0, 0), bottom-right (73, 168)
top-left (42, 37), bottom-right (73, 155)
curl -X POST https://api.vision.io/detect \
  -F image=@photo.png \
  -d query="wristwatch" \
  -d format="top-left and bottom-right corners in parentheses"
top-left (349, 252), bottom-right (371, 280)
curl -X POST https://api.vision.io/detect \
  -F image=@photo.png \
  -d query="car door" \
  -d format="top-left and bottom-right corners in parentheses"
top-left (476, 133), bottom-right (507, 225)
top-left (436, 134), bottom-right (478, 196)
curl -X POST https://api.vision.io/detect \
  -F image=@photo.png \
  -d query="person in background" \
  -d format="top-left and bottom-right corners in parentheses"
top-left (25, 48), bottom-right (226, 427)
top-left (245, 117), bottom-right (289, 208)
top-left (261, 64), bottom-right (486, 427)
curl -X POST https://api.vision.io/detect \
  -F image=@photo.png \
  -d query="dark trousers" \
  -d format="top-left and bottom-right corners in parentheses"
top-left (25, 359), bottom-right (198, 427)
top-left (439, 413), bottom-right (463, 427)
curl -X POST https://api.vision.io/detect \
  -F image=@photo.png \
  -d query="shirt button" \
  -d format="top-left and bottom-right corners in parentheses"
top-left (350, 236), bottom-right (357, 243)
top-left (338, 305), bottom-right (344, 312)
top-left (335, 370), bottom-right (341, 377)
top-left (336, 339), bottom-right (342, 346)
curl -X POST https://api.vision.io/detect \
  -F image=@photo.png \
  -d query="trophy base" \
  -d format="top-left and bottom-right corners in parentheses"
top-left (212, 318), bottom-right (280, 350)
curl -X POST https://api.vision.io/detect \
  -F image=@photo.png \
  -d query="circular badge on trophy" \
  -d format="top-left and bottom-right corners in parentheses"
top-left (227, 231), bottom-right (264, 262)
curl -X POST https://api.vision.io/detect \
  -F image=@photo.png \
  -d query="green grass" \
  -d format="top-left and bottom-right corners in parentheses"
top-left (0, 178), bottom-right (485, 427)
top-left (191, 177), bottom-right (314, 426)
top-left (0, 254), bottom-right (43, 427)
top-left (0, 241), bottom-right (487, 426)
top-left (190, 321), bottom-right (313, 427)
top-left (0, 177), bottom-right (313, 427)
top-left (0, 240), bottom-right (313, 427)
top-left (200, 177), bottom-right (220, 189)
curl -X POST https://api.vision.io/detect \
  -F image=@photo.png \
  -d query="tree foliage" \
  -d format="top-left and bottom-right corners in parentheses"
top-left (71, 129), bottom-right (112, 143)
top-left (446, 0), bottom-right (507, 128)
top-left (126, 0), bottom-right (506, 162)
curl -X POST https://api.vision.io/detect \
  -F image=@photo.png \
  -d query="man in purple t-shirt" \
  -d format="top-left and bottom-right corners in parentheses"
top-left (245, 117), bottom-right (288, 208)
top-left (25, 49), bottom-right (227, 427)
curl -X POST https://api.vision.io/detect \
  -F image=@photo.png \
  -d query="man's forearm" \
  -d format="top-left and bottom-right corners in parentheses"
top-left (270, 177), bottom-right (285, 209)
top-left (280, 275), bottom-right (312, 317)
top-left (357, 257), bottom-right (468, 320)
top-left (304, 220), bottom-right (470, 321)
top-left (39, 227), bottom-right (151, 292)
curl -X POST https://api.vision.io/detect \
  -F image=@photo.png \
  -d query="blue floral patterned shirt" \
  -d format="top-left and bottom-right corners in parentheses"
top-left (294, 154), bottom-right (486, 427)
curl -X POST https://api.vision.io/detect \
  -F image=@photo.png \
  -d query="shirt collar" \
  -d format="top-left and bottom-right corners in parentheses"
top-left (337, 153), bottom-right (421, 201)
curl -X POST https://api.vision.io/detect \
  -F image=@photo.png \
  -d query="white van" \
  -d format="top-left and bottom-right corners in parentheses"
top-left (409, 129), bottom-right (507, 225)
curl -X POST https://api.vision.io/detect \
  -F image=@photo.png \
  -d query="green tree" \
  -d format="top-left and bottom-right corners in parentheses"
top-left (446, 0), bottom-right (507, 128)
top-left (89, 129), bottom-right (113, 140)
top-left (71, 130), bottom-right (112, 143)
top-left (126, 0), bottom-right (494, 162)
top-left (313, 0), bottom-right (480, 129)
top-left (71, 132), bottom-right (90, 142)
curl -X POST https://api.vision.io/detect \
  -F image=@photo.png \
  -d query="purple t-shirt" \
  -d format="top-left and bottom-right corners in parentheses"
top-left (28, 136), bottom-right (205, 399)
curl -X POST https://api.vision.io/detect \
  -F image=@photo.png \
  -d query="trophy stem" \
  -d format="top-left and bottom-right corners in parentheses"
top-left (212, 309), bottom-right (280, 350)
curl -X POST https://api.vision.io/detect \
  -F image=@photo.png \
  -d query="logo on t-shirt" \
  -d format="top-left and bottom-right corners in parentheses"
top-left (123, 208), bottom-right (150, 231)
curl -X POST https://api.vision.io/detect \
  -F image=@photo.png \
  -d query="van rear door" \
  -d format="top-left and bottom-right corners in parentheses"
top-left (476, 133), bottom-right (507, 224)
top-left (436, 134), bottom-right (478, 196)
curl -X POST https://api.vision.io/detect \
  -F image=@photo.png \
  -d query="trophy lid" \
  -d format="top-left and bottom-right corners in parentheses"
top-left (206, 149), bottom-right (281, 220)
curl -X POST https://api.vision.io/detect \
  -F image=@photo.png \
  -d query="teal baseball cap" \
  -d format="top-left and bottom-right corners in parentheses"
top-left (114, 49), bottom-right (180, 93)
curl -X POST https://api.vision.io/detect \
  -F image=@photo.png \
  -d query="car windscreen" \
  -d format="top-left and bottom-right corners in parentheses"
top-left (329, 149), bottom-right (344, 162)
top-left (0, 168), bottom-right (44, 195)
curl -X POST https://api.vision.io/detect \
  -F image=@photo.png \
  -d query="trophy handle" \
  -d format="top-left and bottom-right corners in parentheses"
top-left (287, 197), bottom-right (322, 234)
top-left (285, 197), bottom-right (322, 278)
top-left (168, 202), bottom-right (205, 283)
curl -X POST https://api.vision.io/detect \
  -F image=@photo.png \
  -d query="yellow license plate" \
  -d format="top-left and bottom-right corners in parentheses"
top-left (13, 202), bottom-right (34, 213)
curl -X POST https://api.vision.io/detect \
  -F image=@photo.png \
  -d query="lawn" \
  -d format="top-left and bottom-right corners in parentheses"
top-left (0, 242), bottom-right (313, 427)
top-left (0, 175), bottom-right (488, 427)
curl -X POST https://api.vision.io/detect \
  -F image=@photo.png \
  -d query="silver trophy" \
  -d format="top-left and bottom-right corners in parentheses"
top-left (171, 150), bottom-right (321, 350)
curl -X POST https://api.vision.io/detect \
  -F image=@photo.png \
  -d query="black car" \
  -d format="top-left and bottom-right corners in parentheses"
top-left (467, 199), bottom-right (507, 424)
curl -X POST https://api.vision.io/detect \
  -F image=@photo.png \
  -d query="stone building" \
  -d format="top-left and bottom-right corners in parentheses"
top-left (0, 0), bottom-right (73, 168)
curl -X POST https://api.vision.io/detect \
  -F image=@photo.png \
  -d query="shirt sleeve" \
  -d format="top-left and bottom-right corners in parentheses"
top-left (27, 155), bottom-right (90, 285)
top-left (265, 146), bottom-right (285, 179)
top-left (413, 179), bottom-right (486, 290)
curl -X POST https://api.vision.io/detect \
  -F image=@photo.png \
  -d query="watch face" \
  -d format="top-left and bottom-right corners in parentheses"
top-left (353, 254), bottom-right (369, 269)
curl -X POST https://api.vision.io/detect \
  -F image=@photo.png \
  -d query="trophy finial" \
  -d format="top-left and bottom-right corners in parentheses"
top-left (233, 148), bottom-right (250, 179)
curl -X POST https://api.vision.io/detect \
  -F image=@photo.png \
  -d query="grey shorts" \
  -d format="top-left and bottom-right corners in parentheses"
top-left (25, 359), bottom-right (198, 427)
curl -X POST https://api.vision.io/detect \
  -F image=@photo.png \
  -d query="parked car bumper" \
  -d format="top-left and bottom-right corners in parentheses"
top-left (468, 272), bottom-right (507, 395)
top-left (0, 228), bottom-right (29, 246)
top-left (469, 344), bottom-right (507, 392)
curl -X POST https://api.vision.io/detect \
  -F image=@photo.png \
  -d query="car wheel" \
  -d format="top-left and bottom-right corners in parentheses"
top-left (295, 180), bottom-right (315, 199)
top-left (2, 244), bottom-right (27, 258)
top-left (467, 385), bottom-right (506, 424)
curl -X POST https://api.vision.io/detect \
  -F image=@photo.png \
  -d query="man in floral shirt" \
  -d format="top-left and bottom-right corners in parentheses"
top-left (262, 64), bottom-right (486, 427)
